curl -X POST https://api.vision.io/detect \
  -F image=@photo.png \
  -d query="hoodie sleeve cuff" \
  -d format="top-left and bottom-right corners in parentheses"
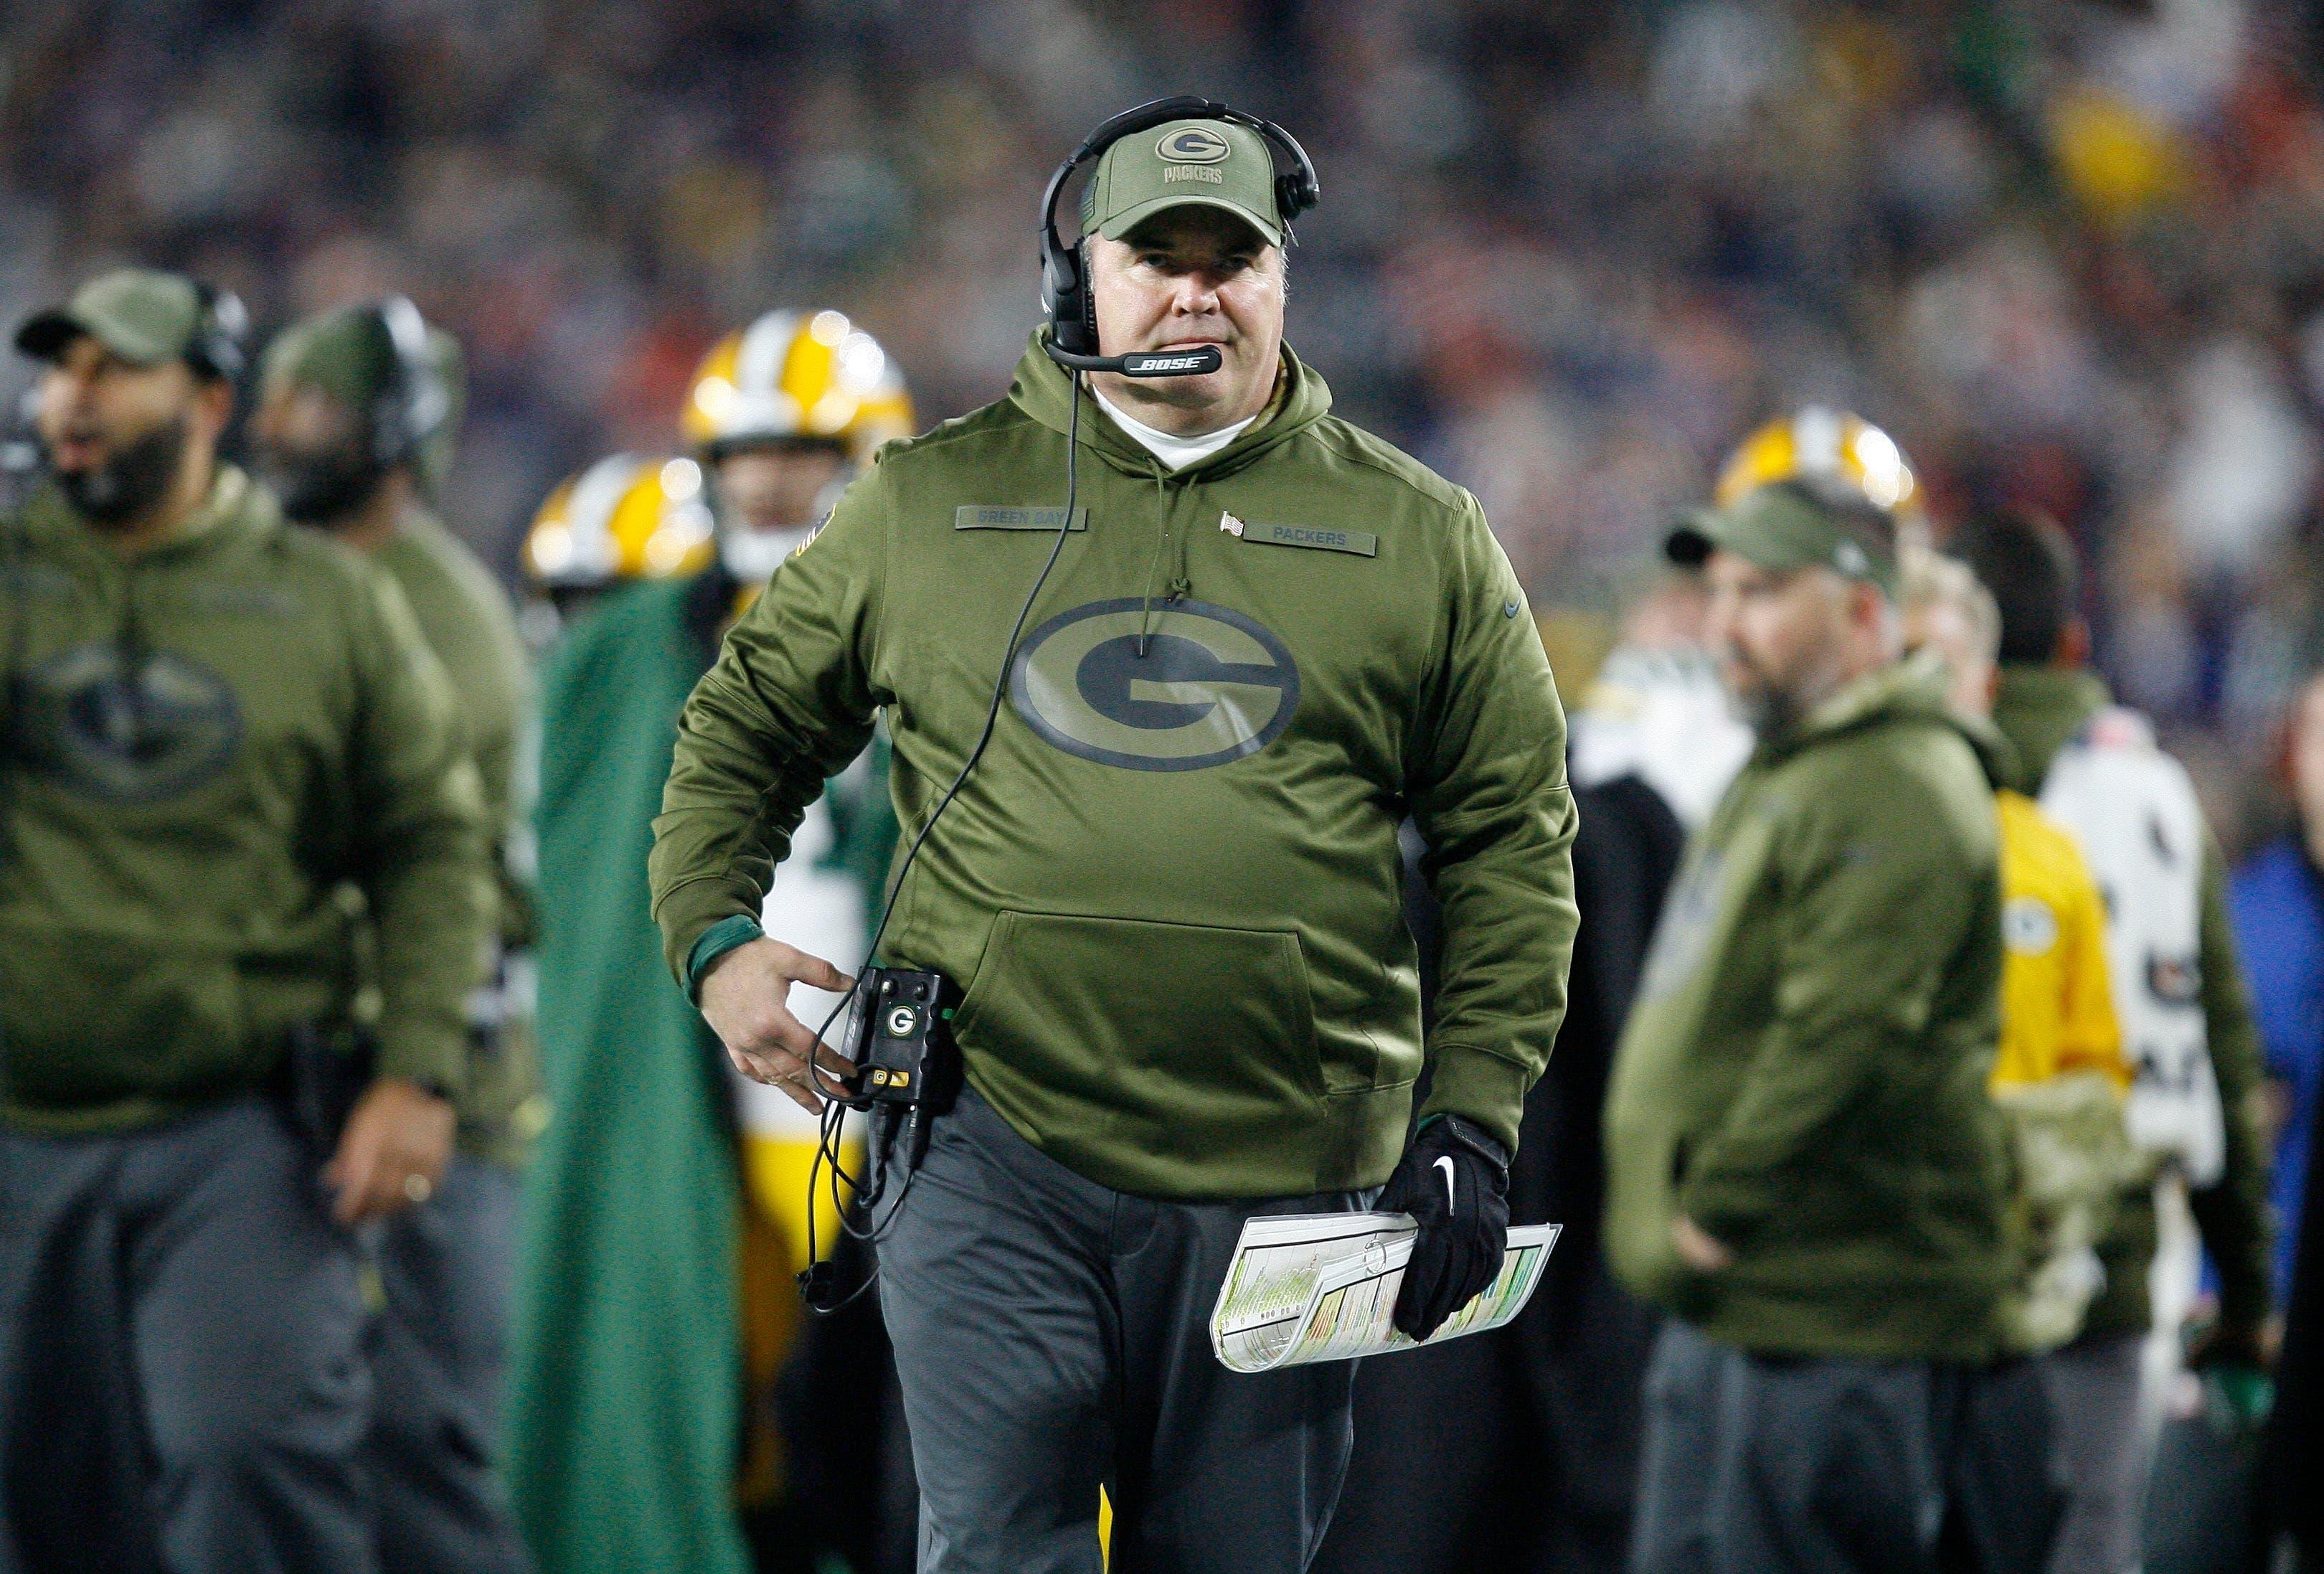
top-left (656, 873), bottom-right (764, 986)
top-left (1417, 1042), bottom-right (1532, 1156)
top-left (374, 1021), bottom-right (470, 1100)
top-left (685, 914), bottom-right (765, 1003)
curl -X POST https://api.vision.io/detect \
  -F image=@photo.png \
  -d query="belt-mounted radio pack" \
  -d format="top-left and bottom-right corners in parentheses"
top-left (841, 966), bottom-right (960, 1153)
top-left (795, 963), bottom-right (963, 1312)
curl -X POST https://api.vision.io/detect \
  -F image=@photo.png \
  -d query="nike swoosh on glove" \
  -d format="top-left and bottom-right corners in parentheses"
top-left (1374, 1114), bottom-right (1511, 1341)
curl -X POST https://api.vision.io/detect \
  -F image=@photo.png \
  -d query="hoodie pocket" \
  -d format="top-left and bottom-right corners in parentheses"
top-left (952, 910), bottom-right (1327, 1127)
top-left (0, 918), bottom-right (250, 1111)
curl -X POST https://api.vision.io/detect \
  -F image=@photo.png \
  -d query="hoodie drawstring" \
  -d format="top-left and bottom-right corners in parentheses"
top-left (1134, 468), bottom-right (1175, 658)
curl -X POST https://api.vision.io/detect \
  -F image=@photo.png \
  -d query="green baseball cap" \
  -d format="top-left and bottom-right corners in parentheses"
top-left (260, 302), bottom-right (466, 486)
top-left (1666, 477), bottom-right (1901, 599)
top-left (16, 268), bottom-right (225, 369)
top-left (261, 306), bottom-right (398, 410)
top-left (1082, 117), bottom-right (1283, 248)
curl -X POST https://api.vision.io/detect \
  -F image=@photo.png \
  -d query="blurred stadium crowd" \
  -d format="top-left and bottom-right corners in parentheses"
top-left (9, 0), bottom-right (2324, 836)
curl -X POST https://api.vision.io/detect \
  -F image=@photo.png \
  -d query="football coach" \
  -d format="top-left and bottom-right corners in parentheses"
top-left (649, 98), bottom-right (1579, 1573)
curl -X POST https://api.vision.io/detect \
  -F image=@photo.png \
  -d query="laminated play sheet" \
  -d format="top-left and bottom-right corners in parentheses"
top-left (1209, 1212), bottom-right (1562, 1373)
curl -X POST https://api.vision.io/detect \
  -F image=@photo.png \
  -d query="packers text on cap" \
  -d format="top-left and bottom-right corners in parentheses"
top-left (1082, 118), bottom-right (1283, 248)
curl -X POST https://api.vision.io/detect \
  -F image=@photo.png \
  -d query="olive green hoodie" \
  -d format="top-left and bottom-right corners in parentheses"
top-left (1604, 656), bottom-right (2014, 1361)
top-left (1992, 664), bottom-right (2271, 1343)
top-left (651, 334), bottom-right (1578, 1199)
top-left (368, 507), bottom-right (542, 1168)
top-left (0, 468), bottom-right (490, 1131)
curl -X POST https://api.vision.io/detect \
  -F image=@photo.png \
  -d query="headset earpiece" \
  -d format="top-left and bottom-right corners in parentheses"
top-left (1077, 240), bottom-right (1098, 354)
top-left (1277, 170), bottom-right (1316, 226)
top-left (188, 282), bottom-right (247, 382)
top-left (1260, 120), bottom-right (1321, 232)
top-left (1040, 236), bottom-right (1092, 358)
top-left (369, 296), bottom-right (448, 468)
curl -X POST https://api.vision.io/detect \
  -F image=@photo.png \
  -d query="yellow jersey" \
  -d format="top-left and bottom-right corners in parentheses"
top-left (1994, 787), bottom-right (2127, 1091)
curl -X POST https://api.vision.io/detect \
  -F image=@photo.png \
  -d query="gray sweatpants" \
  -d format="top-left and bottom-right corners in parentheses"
top-left (1631, 1319), bottom-right (2025, 1574)
top-left (369, 1154), bottom-right (532, 1574)
top-left (2039, 1334), bottom-right (2145, 1574)
top-left (0, 1096), bottom-right (374, 1574)
top-left (876, 1088), bottom-right (1368, 1574)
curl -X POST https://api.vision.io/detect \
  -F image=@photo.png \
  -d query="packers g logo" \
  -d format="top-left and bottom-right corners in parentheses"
top-left (1156, 127), bottom-right (1232, 164)
top-left (14, 644), bottom-right (243, 804)
top-left (1009, 598), bottom-right (1300, 772)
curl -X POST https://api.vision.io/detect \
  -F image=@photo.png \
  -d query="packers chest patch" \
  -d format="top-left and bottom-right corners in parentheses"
top-left (1217, 512), bottom-right (1375, 557)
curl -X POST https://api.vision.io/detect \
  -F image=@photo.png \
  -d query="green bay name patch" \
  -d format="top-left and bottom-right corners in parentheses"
top-left (956, 506), bottom-right (1087, 532)
top-left (1237, 520), bottom-right (1376, 557)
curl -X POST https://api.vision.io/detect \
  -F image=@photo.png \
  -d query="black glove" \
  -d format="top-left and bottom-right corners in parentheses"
top-left (1375, 1114), bottom-right (1511, 1341)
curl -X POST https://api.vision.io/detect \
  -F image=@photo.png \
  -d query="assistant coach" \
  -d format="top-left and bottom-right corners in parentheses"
top-left (648, 98), bottom-right (1577, 1572)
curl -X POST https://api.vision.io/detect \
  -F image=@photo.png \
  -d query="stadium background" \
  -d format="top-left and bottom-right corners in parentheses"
top-left (5, 0), bottom-right (2324, 842)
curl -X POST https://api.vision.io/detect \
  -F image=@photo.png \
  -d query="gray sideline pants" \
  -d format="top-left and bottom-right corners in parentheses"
top-left (369, 1153), bottom-right (532, 1574)
top-left (0, 1096), bottom-right (374, 1574)
top-left (875, 1087), bottom-right (1368, 1574)
top-left (1630, 1319), bottom-right (1982, 1574)
top-left (2039, 1334), bottom-right (2145, 1574)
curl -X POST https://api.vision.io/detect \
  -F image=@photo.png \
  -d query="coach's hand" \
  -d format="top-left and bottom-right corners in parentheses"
top-left (326, 1077), bottom-right (455, 1225)
top-left (1376, 1115), bottom-right (1511, 1342)
top-left (1671, 1214), bottom-right (1734, 1273)
top-left (698, 936), bottom-right (859, 1113)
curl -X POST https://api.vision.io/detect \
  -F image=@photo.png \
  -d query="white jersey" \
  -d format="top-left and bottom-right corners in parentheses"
top-left (1569, 644), bottom-right (1754, 829)
top-left (2038, 707), bottom-right (2224, 1186)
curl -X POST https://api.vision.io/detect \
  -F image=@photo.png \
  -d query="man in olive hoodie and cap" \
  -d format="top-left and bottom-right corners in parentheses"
top-left (650, 105), bottom-right (1579, 1570)
top-left (255, 300), bottom-right (537, 1574)
top-left (0, 268), bottom-right (490, 1571)
top-left (1606, 476), bottom-right (2017, 1572)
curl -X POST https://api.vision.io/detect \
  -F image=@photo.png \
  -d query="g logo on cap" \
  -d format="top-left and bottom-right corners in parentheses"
top-left (1010, 598), bottom-right (1300, 772)
top-left (1156, 126), bottom-right (1232, 164)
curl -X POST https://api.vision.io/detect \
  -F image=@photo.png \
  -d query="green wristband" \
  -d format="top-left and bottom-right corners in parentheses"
top-left (685, 915), bottom-right (765, 1003)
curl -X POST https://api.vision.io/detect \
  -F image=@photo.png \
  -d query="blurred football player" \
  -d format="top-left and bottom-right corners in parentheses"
top-left (506, 311), bottom-right (911, 1574)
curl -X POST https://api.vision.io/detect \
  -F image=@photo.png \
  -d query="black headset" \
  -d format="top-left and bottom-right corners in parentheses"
top-left (363, 296), bottom-right (451, 467)
top-left (186, 281), bottom-right (249, 382)
top-left (1038, 95), bottom-right (1319, 372)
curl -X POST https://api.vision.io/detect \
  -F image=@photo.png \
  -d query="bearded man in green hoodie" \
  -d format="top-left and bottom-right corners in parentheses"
top-left (254, 300), bottom-right (536, 1574)
top-left (0, 269), bottom-right (490, 1571)
top-left (649, 103), bottom-right (1579, 1571)
top-left (1606, 478), bottom-right (2016, 1573)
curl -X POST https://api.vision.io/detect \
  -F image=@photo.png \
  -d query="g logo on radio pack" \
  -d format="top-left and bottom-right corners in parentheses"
top-left (1009, 598), bottom-right (1300, 772)
top-left (1156, 127), bottom-right (1232, 164)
